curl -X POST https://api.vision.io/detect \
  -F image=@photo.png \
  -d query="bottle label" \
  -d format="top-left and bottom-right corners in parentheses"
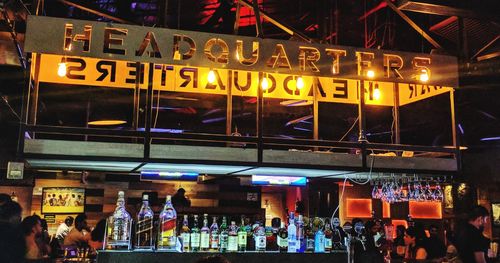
top-left (160, 219), bottom-right (176, 246)
top-left (325, 238), bottom-right (332, 249)
top-left (200, 233), bottom-right (210, 248)
top-left (181, 233), bottom-right (190, 248)
top-left (210, 233), bottom-right (219, 249)
top-left (220, 234), bottom-right (228, 249)
top-left (288, 240), bottom-right (297, 252)
top-left (307, 238), bottom-right (315, 250)
top-left (278, 236), bottom-right (288, 248)
top-left (238, 232), bottom-right (247, 246)
top-left (228, 236), bottom-right (238, 251)
top-left (255, 236), bottom-right (266, 250)
top-left (191, 233), bottom-right (200, 248)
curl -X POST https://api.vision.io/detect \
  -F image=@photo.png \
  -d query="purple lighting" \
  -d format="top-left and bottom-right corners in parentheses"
top-left (480, 136), bottom-right (500, 141)
top-left (458, 124), bottom-right (464, 134)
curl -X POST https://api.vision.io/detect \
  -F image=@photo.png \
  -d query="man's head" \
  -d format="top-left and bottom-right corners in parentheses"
top-left (467, 205), bottom-right (489, 231)
top-left (75, 214), bottom-right (88, 231)
top-left (429, 224), bottom-right (439, 237)
top-left (65, 216), bottom-right (74, 227)
top-left (21, 215), bottom-right (42, 237)
top-left (0, 200), bottom-right (22, 224)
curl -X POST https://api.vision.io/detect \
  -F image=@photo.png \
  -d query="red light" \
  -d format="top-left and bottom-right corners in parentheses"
top-left (346, 198), bottom-right (372, 218)
top-left (409, 201), bottom-right (442, 219)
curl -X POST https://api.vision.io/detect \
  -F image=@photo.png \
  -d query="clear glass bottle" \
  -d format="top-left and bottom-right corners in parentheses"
top-left (106, 191), bottom-right (132, 249)
top-left (297, 214), bottom-right (305, 253)
top-left (190, 215), bottom-right (201, 252)
top-left (254, 221), bottom-right (266, 252)
top-left (219, 216), bottom-right (229, 253)
top-left (228, 221), bottom-right (238, 252)
top-left (180, 215), bottom-right (190, 252)
top-left (314, 225), bottom-right (326, 253)
top-left (209, 216), bottom-right (219, 252)
top-left (287, 212), bottom-right (297, 253)
top-left (158, 195), bottom-right (177, 250)
top-left (135, 194), bottom-right (154, 250)
top-left (200, 214), bottom-right (210, 251)
top-left (277, 222), bottom-right (288, 252)
top-left (237, 216), bottom-right (247, 252)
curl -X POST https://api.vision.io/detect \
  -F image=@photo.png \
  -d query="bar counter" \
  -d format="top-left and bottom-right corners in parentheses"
top-left (97, 251), bottom-right (348, 263)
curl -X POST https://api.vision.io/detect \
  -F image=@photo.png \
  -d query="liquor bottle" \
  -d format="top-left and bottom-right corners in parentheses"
top-left (227, 221), bottom-right (238, 252)
top-left (266, 225), bottom-right (277, 251)
top-left (158, 195), bottom-right (177, 250)
top-left (200, 214), bottom-right (210, 251)
top-left (297, 215), bottom-right (305, 253)
top-left (108, 191), bottom-right (132, 249)
top-left (210, 216), bottom-right (219, 252)
top-left (314, 225), bottom-right (326, 253)
top-left (244, 217), bottom-right (255, 251)
top-left (237, 216), bottom-right (247, 252)
top-left (254, 221), bottom-right (267, 252)
top-left (323, 220), bottom-right (333, 252)
top-left (306, 220), bottom-right (315, 252)
top-left (135, 195), bottom-right (154, 250)
top-left (180, 215), bottom-right (190, 252)
top-left (190, 215), bottom-right (201, 252)
top-left (287, 212), bottom-right (297, 253)
top-left (277, 222), bottom-right (288, 252)
top-left (219, 216), bottom-right (229, 252)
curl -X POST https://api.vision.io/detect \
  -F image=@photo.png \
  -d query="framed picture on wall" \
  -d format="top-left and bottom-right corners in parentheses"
top-left (492, 203), bottom-right (500, 227)
top-left (41, 187), bottom-right (85, 214)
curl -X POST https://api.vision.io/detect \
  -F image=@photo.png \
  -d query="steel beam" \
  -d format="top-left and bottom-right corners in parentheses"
top-left (238, 0), bottom-right (312, 43)
top-left (383, 0), bottom-right (442, 49)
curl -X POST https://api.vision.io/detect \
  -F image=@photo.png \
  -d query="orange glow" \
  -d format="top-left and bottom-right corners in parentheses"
top-left (88, 120), bottom-right (127, 126)
top-left (346, 198), bottom-right (372, 218)
top-left (409, 201), bottom-right (442, 219)
top-left (382, 201), bottom-right (391, 218)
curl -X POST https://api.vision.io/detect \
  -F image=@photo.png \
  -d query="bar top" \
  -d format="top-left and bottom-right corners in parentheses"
top-left (97, 251), bottom-right (348, 263)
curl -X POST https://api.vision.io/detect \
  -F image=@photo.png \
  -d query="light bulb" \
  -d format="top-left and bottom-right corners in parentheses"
top-left (261, 77), bottom-right (269, 90)
top-left (373, 87), bottom-right (381, 100)
top-left (296, 76), bottom-right (304, 90)
top-left (207, 70), bottom-right (216, 84)
top-left (235, 52), bottom-right (240, 61)
top-left (366, 70), bottom-right (375, 78)
top-left (419, 70), bottom-right (429, 82)
top-left (57, 62), bottom-right (67, 77)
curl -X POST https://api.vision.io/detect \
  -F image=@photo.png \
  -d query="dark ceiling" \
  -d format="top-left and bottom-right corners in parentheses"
top-left (0, 0), bottom-right (499, 161)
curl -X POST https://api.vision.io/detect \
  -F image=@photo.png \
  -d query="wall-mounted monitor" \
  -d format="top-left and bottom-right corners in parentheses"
top-left (251, 175), bottom-right (307, 186)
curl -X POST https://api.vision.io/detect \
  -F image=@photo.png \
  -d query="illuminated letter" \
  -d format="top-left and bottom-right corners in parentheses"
top-left (103, 28), bottom-right (128, 55)
top-left (412, 57), bottom-right (431, 79)
top-left (136, 32), bottom-right (162, 58)
top-left (64, 24), bottom-right (92, 52)
top-left (356, 52), bottom-right (375, 76)
top-left (236, 40), bottom-right (259, 66)
top-left (204, 38), bottom-right (229, 64)
top-left (65, 57), bottom-right (86, 80)
top-left (383, 54), bottom-right (403, 79)
top-left (266, 44), bottom-right (291, 69)
top-left (180, 68), bottom-right (198, 88)
top-left (173, 35), bottom-right (196, 61)
top-left (125, 62), bottom-right (145, 84)
top-left (298, 47), bottom-right (321, 72)
top-left (96, 60), bottom-right (117, 82)
top-left (325, 49), bottom-right (347, 75)
top-left (233, 71), bottom-right (252, 91)
top-left (283, 76), bottom-right (300, 95)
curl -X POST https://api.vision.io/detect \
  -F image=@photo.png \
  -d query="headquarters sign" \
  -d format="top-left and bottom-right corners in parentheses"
top-left (24, 16), bottom-right (458, 106)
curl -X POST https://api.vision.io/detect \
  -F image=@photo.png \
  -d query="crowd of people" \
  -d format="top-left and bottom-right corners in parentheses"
top-left (351, 205), bottom-right (495, 263)
top-left (0, 193), bottom-right (106, 263)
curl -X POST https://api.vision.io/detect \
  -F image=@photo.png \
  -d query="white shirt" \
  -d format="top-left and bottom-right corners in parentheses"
top-left (56, 223), bottom-right (71, 240)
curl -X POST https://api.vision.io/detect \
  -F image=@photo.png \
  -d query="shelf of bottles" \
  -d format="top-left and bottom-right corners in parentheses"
top-left (103, 191), bottom-right (345, 253)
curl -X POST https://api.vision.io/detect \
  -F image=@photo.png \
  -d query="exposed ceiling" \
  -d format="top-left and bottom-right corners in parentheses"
top-left (0, 0), bottom-right (499, 163)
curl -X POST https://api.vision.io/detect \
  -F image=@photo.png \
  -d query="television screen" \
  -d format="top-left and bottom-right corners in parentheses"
top-left (251, 175), bottom-right (307, 186)
top-left (42, 187), bottom-right (85, 214)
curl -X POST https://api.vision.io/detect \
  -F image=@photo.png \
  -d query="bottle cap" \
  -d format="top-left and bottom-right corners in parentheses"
top-left (118, 191), bottom-right (124, 197)
top-left (143, 194), bottom-right (149, 200)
